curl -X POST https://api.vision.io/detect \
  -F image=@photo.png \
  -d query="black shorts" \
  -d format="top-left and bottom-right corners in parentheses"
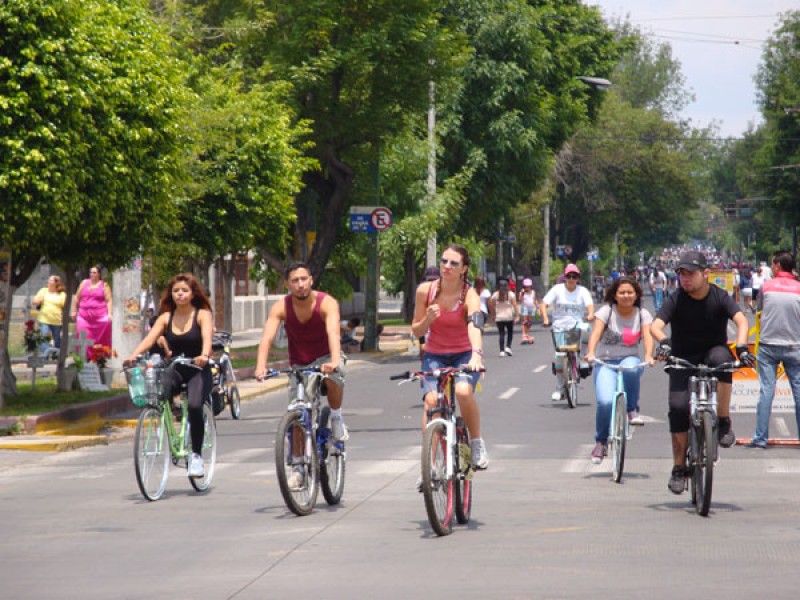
top-left (667, 345), bottom-right (734, 433)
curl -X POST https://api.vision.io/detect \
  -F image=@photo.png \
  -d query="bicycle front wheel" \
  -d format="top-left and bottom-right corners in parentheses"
top-left (226, 362), bottom-right (241, 420)
top-left (566, 354), bottom-right (579, 408)
top-left (134, 407), bottom-right (170, 501)
top-left (275, 410), bottom-right (319, 516)
top-left (318, 407), bottom-right (346, 505)
top-left (610, 393), bottom-right (627, 483)
top-left (693, 411), bottom-right (714, 516)
top-left (189, 403), bottom-right (217, 492)
top-left (454, 417), bottom-right (473, 524)
top-left (421, 421), bottom-right (453, 536)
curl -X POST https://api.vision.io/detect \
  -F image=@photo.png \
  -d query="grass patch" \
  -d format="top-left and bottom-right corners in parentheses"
top-left (379, 317), bottom-right (409, 327)
top-left (0, 380), bottom-right (121, 417)
top-left (228, 345), bottom-right (288, 369)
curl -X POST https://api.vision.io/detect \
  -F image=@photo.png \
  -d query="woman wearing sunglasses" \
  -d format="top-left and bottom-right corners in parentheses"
top-left (541, 263), bottom-right (595, 402)
top-left (412, 244), bottom-right (488, 476)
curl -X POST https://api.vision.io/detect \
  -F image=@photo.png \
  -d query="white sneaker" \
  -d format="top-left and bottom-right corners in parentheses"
top-left (629, 410), bottom-right (645, 426)
top-left (330, 415), bottom-right (349, 441)
top-left (499, 351), bottom-right (506, 357)
top-left (551, 390), bottom-right (562, 402)
top-left (288, 466), bottom-right (306, 491)
top-left (505, 347), bottom-right (513, 356)
top-left (470, 438), bottom-right (489, 470)
top-left (188, 453), bottom-right (204, 478)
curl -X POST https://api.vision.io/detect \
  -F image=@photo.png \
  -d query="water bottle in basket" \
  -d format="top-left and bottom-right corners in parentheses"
top-left (127, 367), bottom-right (147, 407)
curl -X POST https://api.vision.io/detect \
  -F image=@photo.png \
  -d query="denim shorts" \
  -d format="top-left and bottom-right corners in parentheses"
top-left (421, 351), bottom-right (481, 394)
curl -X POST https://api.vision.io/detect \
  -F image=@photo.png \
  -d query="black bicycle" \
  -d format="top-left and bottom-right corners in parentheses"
top-left (664, 356), bottom-right (742, 516)
top-left (209, 331), bottom-right (241, 419)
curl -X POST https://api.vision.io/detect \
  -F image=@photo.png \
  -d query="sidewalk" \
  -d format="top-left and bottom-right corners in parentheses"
top-left (0, 326), bottom-right (414, 452)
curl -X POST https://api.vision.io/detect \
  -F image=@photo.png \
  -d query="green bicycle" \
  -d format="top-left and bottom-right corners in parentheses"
top-left (125, 356), bottom-right (217, 501)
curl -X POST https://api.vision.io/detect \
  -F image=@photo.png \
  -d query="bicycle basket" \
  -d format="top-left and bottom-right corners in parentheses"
top-left (125, 364), bottom-right (164, 408)
top-left (552, 327), bottom-right (581, 352)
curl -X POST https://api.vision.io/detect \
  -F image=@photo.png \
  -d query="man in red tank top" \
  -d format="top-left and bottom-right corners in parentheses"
top-left (255, 263), bottom-right (347, 445)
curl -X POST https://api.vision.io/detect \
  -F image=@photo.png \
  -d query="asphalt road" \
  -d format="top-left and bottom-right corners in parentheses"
top-left (1, 308), bottom-right (799, 599)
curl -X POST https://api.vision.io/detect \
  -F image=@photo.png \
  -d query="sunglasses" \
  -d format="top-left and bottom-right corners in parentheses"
top-left (565, 274), bottom-right (580, 280)
top-left (439, 258), bottom-right (462, 268)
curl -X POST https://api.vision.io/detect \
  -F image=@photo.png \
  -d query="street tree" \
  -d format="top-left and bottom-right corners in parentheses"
top-left (234, 0), bottom-right (470, 281)
top-left (755, 10), bottom-right (800, 231)
top-left (178, 67), bottom-right (314, 331)
top-left (0, 0), bottom-right (187, 399)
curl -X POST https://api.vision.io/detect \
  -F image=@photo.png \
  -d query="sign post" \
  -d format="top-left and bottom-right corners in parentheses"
top-left (349, 206), bottom-right (393, 351)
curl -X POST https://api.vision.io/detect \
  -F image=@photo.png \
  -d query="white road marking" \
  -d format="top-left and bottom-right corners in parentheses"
top-left (533, 365), bottom-right (548, 373)
top-left (774, 417), bottom-right (791, 437)
top-left (499, 387), bottom-right (519, 400)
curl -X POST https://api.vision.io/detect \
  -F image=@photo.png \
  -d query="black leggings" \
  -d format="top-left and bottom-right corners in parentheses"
top-left (667, 345), bottom-right (734, 433)
top-left (172, 364), bottom-right (212, 454)
top-left (496, 321), bottom-right (514, 351)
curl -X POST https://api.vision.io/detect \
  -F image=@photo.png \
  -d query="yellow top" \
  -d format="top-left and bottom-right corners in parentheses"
top-left (34, 288), bottom-right (66, 326)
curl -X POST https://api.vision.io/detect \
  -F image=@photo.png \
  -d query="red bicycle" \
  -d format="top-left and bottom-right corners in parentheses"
top-left (390, 366), bottom-right (483, 536)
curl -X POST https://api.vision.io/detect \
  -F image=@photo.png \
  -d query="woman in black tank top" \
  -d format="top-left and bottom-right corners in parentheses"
top-left (127, 274), bottom-right (214, 476)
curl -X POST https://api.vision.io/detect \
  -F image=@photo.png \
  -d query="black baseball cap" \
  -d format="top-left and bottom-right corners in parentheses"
top-left (677, 251), bottom-right (708, 271)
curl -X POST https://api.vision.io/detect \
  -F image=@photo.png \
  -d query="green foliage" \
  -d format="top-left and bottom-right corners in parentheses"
top-left (179, 66), bottom-right (314, 261)
top-left (439, 0), bottom-right (620, 239)
top-left (755, 10), bottom-right (800, 227)
top-left (0, 0), bottom-right (187, 268)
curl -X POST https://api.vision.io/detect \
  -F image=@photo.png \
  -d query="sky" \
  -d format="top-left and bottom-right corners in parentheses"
top-left (589, 0), bottom-right (798, 139)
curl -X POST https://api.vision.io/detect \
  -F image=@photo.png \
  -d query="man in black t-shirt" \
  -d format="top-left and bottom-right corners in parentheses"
top-left (651, 250), bottom-right (753, 495)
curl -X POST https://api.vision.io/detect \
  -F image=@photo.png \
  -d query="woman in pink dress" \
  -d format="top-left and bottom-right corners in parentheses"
top-left (71, 266), bottom-right (112, 354)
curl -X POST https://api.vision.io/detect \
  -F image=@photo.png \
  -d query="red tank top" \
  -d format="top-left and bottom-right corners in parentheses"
top-left (284, 292), bottom-right (330, 365)
top-left (423, 281), bottom-right (471, 355)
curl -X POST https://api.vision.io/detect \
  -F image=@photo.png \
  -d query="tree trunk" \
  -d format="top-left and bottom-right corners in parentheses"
top-left (0, 253), bottom-right (42, 406)
top-left (56, 267), bottom-right (79, 392)
top-left (305, 150), bottom-right (355, 282)
top-left (402, 247), bottom-right (417, 324)
top-left (220, 257), bottom-right (236, 334)
top-left (0, 281), bottom-right (18, 405)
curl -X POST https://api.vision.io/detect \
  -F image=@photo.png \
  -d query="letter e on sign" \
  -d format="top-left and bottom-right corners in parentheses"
top-left (370, 208), bottom-right (393, 232)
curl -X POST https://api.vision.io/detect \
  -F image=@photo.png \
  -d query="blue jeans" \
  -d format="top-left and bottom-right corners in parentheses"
top-left (653, 288), bottom-right (664, 311)
top-left (38, 323), bottom-right (61, 355)
top-left (594, 356), bottom-right (643, 443)
top-left (752, 344), bottom-right (800, 446)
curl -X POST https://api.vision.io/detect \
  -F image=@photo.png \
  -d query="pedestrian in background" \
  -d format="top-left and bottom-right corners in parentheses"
top-left (71, 266), bottom-right (112, 354)
top-left (33, 275), bottom-right (66, 356)
top-left (649, 266), bottom-right (667, 311)
top-left (746, 251), bottom-right (800, 449)
top-left (474, 276), bottom-right (491, 323)
top-left (518, 278), bottom-right (537, 344)
top-left (489, 278), bottom-right (519, 357)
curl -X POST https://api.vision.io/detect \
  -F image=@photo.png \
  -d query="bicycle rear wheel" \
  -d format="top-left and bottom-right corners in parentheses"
top-left (226, 362), bottom-right (241, 420)
top-left (275, 410), bottom-right (319, 516)
top-left (318, 407), bottom-right (346, 505)
top-left (454, 417), bottom-right (473, 524)
top-left (134, 407), bottom-right (170, 501)
top-left (421, 421), bottom-right (453, 536)
top-left (693, 411), bottom-right (714, 516)
top-left (565, 353), bottom-right (579, 408)
top-left (610, 393), bottom-right (627, 483)
top-left (189, 403), bottom-right (217, 492)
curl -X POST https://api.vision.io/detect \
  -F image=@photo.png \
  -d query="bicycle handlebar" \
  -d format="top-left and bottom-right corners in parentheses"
top-left (258, 365), bottom-right (337, 381)
top-left (592, 358), bottom-right (652, 371)
top-left (389, 366), bottom-right (486, 383)
top-left (663, 356), bottom-right (742, 373)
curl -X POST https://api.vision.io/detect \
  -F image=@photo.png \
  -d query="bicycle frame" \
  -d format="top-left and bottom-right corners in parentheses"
top-left (425, 371), bottom-right (459, 481)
